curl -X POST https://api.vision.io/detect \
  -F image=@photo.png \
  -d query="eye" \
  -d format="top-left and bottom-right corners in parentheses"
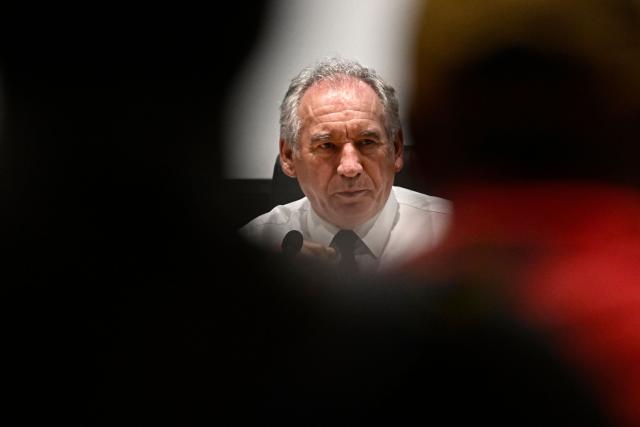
top-left (359, 139), bottom-right (377, 147)
top-left (318, 142), bottom-right (335, 150)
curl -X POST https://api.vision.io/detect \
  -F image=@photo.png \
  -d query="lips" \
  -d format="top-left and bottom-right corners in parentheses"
top-left (335, 189), bottom-right (368, 198)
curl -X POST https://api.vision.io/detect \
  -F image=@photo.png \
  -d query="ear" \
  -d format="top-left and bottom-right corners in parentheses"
top-left (392, 130), bottom-right (404, 173)
top-left (279, 138), bottom-right (297, 177)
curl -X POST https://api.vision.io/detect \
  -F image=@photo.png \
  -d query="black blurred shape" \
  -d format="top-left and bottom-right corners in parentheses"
top-left (281, 229), bottom-right (303, 257)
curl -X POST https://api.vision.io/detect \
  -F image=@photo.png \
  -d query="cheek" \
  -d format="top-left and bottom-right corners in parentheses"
top-left (297, 161), bottom-right (333, 195)
top-left (364, 156), bottom-right (395, 186)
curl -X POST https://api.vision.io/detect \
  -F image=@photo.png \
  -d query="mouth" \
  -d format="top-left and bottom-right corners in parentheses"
top-left (334, 189), bottom-right (368, 198)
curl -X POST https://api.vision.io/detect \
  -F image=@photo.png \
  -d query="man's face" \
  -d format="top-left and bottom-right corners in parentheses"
top-left (280, 79), bottom-right (403, 229)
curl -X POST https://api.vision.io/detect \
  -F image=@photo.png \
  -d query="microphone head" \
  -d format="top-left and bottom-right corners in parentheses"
top-left (281, 230), bottom-right (303, 257)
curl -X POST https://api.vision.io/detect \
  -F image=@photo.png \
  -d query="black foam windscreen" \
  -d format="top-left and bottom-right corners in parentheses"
top-left (281, 230), bottom-right (303, 257)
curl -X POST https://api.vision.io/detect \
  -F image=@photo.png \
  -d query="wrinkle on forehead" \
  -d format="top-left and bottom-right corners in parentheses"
top-left (299, 79), bottom-right (384, 126)
top-left (309, 120), bottom-right (384, 142)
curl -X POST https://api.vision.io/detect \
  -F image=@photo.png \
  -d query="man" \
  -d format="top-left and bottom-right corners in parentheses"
top-left (241, 58), bottom-right (451, 273)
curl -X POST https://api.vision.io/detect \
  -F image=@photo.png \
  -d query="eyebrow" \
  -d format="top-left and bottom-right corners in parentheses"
top-left (359, 130), bottom-right (382, 139)
top-left (310, 133), bottom-right (333, 143)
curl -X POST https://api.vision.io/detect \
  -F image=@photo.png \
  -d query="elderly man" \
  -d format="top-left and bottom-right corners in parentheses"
top-left (241, 57), bottom-right (451, 273)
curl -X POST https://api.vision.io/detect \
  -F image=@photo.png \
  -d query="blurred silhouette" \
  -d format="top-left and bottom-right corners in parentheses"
top-left (405, 0), bottom-right (640, 425)
top-left (2, 4), bottom-right (276, 425)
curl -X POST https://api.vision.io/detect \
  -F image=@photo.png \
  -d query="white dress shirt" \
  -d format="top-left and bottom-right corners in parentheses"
top-left (239, 186), bottom-right (452, 272)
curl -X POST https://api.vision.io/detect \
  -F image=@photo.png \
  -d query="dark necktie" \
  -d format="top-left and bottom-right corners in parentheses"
top-left (331, 229), bottom-right (360, 276)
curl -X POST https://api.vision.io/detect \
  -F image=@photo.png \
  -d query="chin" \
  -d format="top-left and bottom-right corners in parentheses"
top-left (331, 207), bottom-right (375, 229)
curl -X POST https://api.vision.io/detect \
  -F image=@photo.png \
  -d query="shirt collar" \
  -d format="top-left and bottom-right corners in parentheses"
top-left (306, 189), bottom-right (399, 259)
top-left (306, 205), bottom-right (338, 248)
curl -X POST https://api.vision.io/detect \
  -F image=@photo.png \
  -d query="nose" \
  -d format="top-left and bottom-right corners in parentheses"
top-left (337, 143), bottom-right (363, 178)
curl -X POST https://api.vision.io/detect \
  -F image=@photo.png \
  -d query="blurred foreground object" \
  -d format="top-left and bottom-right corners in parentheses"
top-left (407, 1), bottom-right (640, 426)
top-left (410, 0), bottom-right (640, 190)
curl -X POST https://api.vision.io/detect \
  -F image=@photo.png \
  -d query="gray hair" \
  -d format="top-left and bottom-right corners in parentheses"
top-left (279, 57), bottom-right (402, 151)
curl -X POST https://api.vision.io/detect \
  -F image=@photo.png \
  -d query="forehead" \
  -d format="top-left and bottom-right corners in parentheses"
top-left (298, 78), bottom-right (384, 126)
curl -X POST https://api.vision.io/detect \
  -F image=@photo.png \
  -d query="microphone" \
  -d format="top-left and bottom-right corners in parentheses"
top-left (281, 230), bottom-right (303, 257)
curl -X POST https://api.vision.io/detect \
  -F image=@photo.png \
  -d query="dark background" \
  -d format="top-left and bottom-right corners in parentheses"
top-left (2, 4), bottom-right (275, 424)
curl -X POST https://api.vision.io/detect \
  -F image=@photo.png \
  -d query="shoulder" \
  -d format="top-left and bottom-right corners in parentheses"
top-left (239, 197), bottom-right (309, 246)
top-left (380, 187), bottom-right (453, 267)
top-left (392, 186), bottom-right (453, 215)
